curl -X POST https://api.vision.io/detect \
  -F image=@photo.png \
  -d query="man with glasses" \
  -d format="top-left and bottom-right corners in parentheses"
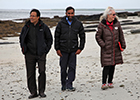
top-left (54, 6), bottom-right (85, 91)
top-left (20, 9), bottom-right (53, 99)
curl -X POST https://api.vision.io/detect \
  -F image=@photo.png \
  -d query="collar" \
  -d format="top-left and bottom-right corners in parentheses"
top-left (26, 19), bottom-right (43, 27)
top-left (106, 20), bottom-right (113, 26)
top-left (66, 17), bottom-right (72, 25)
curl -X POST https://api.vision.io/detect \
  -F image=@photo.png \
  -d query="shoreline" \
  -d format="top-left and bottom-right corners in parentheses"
top-left (0, 11), bottom-right (140, 39)
top-left (0, 9), bottom-right (140, 20)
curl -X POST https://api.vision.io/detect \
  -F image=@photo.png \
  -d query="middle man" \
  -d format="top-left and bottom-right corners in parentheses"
top-left (54, 6), bottom-right (85, 91)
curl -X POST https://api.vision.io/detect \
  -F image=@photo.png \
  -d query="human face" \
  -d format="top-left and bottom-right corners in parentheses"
top-left (107, 10), bottom-right (116, 22)
top-left (66, 9), bottom-right (75, 21)
top-left (30, 11), bottom-right (39, 25)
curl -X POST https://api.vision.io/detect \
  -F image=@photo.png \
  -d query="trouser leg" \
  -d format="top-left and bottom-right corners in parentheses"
top-left (25, 53), bottom-right (37, 94)
top-left (102, 66), bottom-right (110, 84)
top-left (38, 53), bottom-right (46, 93)
top-left (60, 52), bottom-right (69, 87)
top-left (108, 65), bottom-right (115, 83)
top-left (67, 52), bottom-right (76, 88)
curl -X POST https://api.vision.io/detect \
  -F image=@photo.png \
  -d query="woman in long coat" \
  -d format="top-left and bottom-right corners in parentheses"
top-left (95, 7), bottom-right (126, 90)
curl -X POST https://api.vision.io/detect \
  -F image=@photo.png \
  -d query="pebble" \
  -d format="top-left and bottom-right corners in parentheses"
top-left (120, 84), bottom-right (125, 87)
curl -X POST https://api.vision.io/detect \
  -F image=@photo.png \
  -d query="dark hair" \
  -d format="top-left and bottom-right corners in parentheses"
top-left (30, 9), bottom-right (40, 17)
top-left (66, 6), bottom-right (75, 12)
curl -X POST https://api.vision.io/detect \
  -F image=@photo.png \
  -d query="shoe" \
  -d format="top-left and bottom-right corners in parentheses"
top-left (108, 83), bottom-right (114, 88)
top-left (101, 84), bottom-right (108, 90)
top-left (61, 86), bottom-right (66, 91)
top-left (28, 93), bottom-right (38, 99)
top-left (67, 87), bottom-right (76, 91)
top-left (39, 93), bottom-right (46, 98)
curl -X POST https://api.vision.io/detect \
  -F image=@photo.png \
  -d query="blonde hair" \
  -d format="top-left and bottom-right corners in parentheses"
top-left (102, 6), bottom-right (115, 19)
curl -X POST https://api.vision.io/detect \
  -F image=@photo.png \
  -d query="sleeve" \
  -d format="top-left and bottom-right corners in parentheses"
top-left (44, 25), bottom-right (53, 54)
top-left (19, 26), bottom-right (24, 48)
top-left (19, 26), bottom-right (27, 54)
top-left (118, 22), bottom-right (126, 49)
top-left (78, 22), bottom-right (85, 50)
top-left (95, 23), bottom-right (105, 48)
top-left (54, 22), bottom-right (61, 51)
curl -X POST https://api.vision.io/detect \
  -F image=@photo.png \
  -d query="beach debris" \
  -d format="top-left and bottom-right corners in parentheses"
top-left (119, 84), bottom-right (125, 87)
top-left (130, 29), bottom-right (140, 34)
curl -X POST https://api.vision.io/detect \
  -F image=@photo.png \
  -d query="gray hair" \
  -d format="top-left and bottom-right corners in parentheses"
top-left (102, 6), bottom-right (115, 19)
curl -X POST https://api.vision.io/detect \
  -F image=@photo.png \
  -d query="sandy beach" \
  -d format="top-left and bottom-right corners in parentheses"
top-left (0, 16), bottom-right (140, 100)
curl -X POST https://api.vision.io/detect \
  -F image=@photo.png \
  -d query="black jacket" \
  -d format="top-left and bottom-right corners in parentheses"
top-left (20, 20), bottom-right (53, 56)
top-left (54, 16), bottom-right (85, 53)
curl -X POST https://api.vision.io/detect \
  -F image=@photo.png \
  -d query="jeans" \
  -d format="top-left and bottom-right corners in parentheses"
top-left (60, 51), bottom-right (76, 88)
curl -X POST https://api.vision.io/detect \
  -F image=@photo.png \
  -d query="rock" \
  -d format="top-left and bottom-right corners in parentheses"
top-left (81, 84), bottom-right (85, 86)
top-left (75, 13), bottom-right (102, 21)
top-left (121, 21), bottom-right (140, 26)
top-left (0, 42), bottom-right (17, 45)
top-left (128, 91), bottom-right (132, 93)
top-left (0, 11), bottom-right (140, 38)
top-left (137, 13), bottom-right (140, 17)
top-left (118, 14), bottom-right (127, 18)
top-left (53, 16), bottom-right (59, 18)
top-left (120, 84), bottom-right (125, 87)
top-left (134, 11), bottom-right (140, 16)
top-left (121, 20), bottom-right (133, 23)
top-left (84, 25), bottom-right (98, 28)
top-left (130, 29), bottom-right (140, 34)
top-left (84, 29), bottom-right (96, 32)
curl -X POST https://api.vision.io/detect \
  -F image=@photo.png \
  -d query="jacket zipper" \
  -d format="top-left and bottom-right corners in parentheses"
top-left (68, 25), bottom-right (71, 52)
top-left (112, 30), bottom-right (115, 65)
top-left (108, 27), bottom-right (115, 65)
top-left (100, 23), bottom-right (115, 65)
top-left (108, 28), bottom-right (115, 65)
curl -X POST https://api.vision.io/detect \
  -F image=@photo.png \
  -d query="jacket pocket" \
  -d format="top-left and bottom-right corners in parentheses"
top-left (22, 44), bottom-right (27, 55)
top-left (72, 29), bottom-right (79, 34)
top-left (60, 40), bottom-right (67, 47)
top-left (44, 43), bottom-right (49, 53)
top-left (71, 40), bottom-right (78, 49)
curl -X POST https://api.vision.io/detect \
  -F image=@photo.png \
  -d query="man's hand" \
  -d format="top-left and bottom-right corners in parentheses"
top-left (75, 49), bottom-right (81, 55)
top-left (57, 50), bottom-right (62, 57)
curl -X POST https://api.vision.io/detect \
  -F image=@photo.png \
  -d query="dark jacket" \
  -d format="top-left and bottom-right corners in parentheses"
top-left (20, 20), bottom-right (53, 56)
top-left (54, 16), bottom-right (85, 53)
top-left (95, 16), bottom-right (126, 67)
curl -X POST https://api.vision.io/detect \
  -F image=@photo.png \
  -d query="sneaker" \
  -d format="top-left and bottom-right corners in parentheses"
top-left (28, 93), bottom-right (38, 99)
top-left (101, 84), bottom-right (108, 90)
top-left (67, 87), bottom-right (76, 91)
top-left (61, 86), bottom-right (66, 91)
top-left (39, 93), bottom-right (46, 98)
top-left (108, 83), bottom-right (114, 88)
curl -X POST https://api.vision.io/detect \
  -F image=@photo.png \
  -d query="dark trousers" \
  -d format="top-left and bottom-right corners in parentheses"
top-left (25, 52), bottom-right (46, 94)
top-left (102, 65), bottom-right (115, 84)
top-left (60, 51), bottom-right (76, 88)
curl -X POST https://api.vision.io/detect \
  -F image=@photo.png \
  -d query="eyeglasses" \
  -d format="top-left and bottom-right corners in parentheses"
top-left (112, 14), bottom-right (116, 16)
top-left (30, 15), bottom-right (37, 17)
top-left (68, 12), bottom-right (74, 14)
